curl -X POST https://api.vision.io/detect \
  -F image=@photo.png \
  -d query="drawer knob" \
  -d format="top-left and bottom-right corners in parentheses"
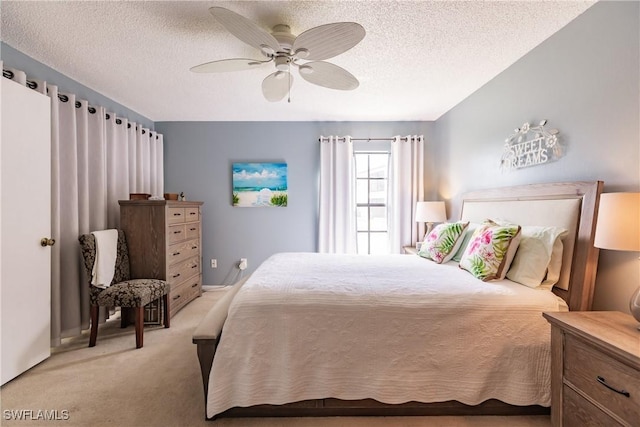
top-left (597, 376), bottom-right (630, 397)
top-left (191, 283), bottom-right (198, 288)
top-left (190, 227), bottom-right (196, 231)
top-left (173, 273), bottom-right (181, 278)
top-left (172, 295), bottom-right (181, 301)
top-left (174, 230), bottom-right (182, 234)
top-left (173, 252), bottom-right (180, 256)
top-left (173, 213), bottom-right (181, 216)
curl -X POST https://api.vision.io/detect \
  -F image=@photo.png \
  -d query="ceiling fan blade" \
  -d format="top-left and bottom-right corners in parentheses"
top-left (292, 22), bottom-right (365, 61)
top-left (262, 71), bottom-right (293, 102)
top-left (190, 58), bottom-right (270, 73)
top-left (209, 7), bottom-right (280, 54)
top-left (298, 61), bottom-right (359, 90)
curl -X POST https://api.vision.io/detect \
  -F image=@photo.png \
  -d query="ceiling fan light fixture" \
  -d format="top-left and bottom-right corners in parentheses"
top-left (275, 56), bottom-right (290, 71)
top-left (274, 71), bottom-right (287, 80)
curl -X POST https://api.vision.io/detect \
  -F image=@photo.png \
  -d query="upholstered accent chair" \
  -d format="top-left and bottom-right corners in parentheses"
top-left (78, 230), bottom-right (170, 349)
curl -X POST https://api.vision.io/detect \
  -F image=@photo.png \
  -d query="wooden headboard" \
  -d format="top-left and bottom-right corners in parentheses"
top-left (458, 181), bottom-right (603, 311)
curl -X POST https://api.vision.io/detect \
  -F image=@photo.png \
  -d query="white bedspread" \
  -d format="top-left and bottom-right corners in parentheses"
top-left (207, 252), bottom-right (568, 418)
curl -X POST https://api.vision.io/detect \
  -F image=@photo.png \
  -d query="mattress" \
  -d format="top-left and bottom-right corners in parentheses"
top-left (206, 252), bottom-right (568, 418)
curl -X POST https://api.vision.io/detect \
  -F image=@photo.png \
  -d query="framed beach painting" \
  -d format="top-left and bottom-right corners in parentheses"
top-left (232, 162), bottom-right (288, 207)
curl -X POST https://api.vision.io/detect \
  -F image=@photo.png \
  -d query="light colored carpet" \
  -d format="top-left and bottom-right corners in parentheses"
top-left (0, 289), bottom-right (551, 427)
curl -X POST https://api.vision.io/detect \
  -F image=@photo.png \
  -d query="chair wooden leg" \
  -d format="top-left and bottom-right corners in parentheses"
top-left (89, 305), bottom-right (99, 347)
top-left (163, 293), bottom-right (170, 328)
top-left (121, 307), bottom-right (130, 328)
top-left (135, 306), bottom-right (144, 349)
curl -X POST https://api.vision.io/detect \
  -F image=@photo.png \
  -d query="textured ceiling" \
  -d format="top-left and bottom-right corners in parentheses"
top-left (1, 1), bottom-right (595, 122)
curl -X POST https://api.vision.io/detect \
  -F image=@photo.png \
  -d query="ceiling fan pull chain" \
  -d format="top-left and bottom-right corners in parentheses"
top-left (288, 66), bottom-right (292, 103)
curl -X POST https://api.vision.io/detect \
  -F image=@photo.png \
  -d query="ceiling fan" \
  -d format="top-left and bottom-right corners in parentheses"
top-left (191, 7), bottom-right (366, 102)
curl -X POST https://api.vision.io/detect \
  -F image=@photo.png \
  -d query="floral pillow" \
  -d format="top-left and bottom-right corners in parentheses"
top-left (451, 222), bottom-right (480, 262)
top-left (459, 220), bottom-right (522, 281)
top-left (418, 221), bottom-right (469, 264)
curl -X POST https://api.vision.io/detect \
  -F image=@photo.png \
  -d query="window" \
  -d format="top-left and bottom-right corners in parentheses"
top-left (354, 152), bottom-right (390, 254)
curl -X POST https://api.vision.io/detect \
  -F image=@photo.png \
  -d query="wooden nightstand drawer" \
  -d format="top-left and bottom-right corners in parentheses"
top-left (563, 385), bottom-right (619, 426)
top-left (565, 334), bottom-right (640, 424)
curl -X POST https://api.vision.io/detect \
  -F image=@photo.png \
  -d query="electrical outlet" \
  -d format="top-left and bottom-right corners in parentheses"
top-left (210, 259), bottom-right (217, 269)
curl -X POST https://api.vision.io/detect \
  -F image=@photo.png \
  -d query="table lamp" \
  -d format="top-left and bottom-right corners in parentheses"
top-left (594, 192), bottom-right (640, 328)
top-left (415, 201), bottom-right (447, 244)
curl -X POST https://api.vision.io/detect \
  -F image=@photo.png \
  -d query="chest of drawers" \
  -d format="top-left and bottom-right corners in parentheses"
top-left (543, 311), bottom-right (640, 427)
top-left (119, 200), bottom-right (204, 318)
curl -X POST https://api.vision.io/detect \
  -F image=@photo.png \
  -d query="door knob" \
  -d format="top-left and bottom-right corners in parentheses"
top-left (40, 238), bottom-right (56, 247)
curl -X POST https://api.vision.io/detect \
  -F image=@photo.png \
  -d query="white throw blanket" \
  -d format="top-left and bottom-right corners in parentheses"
top-left (206, 253), bottom-right (568, 418)
top-left (90, 229), bottom-right (118, 289)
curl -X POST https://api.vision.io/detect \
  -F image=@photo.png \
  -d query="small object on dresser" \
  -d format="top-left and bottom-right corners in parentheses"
top-left (129, 193), bottom-right (150, 200)
top-left (180, 192), bottom-right (186, 201)
top-left (164, 193), bottom-right (179, 201)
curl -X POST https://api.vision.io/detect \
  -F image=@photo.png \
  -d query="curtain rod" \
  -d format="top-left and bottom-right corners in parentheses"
top-left (318, 136), bottom-right (421, 142)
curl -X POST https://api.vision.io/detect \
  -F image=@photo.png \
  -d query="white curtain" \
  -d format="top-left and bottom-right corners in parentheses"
top-left (318, 136), bottom-right (357, 254)
top-left (388, 135), bottom-right (425, 253)
top-left (2, 66), bottom-right (164, 346)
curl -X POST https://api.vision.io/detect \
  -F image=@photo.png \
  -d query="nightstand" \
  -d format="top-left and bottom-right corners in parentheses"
top-left (403, 246), bottom-right (419, 255)
top-left (543, 311), bottom-right (640, 427)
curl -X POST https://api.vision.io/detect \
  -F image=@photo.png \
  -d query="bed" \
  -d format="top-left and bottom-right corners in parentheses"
top-left (193, 181), bottom-right (603, 419)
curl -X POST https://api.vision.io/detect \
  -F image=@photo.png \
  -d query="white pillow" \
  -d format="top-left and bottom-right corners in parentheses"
top-left (505, 226), bottom-right (568, 289)
top-left (540, 235), bottom-right (565, 290)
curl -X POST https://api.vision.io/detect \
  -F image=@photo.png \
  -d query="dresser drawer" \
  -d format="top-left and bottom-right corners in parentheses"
top-left (185, 207), bottom-right (199, 222)
top-left (563, 384), bottom-right (620, 426)
top-left (169, 280), bottom-right (189, 317)
top-left (168, 276), bottom-right (200, 317)
top-left (167, 223), bottom-right (186, 244)
top-left (185, 222), bottom-right (200, 240)
top-left (167, 241), bottom-right (189, 266)
top-left (564, 334), bottom-right (640, 424)
top-left (184, 239), bottom-right (200, 260)
top-left (167, 207), bottom-right (186, 224)
top-left (167, 256), bottom-right (200, 287)
top-left (185, 276), bottom-right (201, 301)
top-left (167, 241), bottom-right (199, 267)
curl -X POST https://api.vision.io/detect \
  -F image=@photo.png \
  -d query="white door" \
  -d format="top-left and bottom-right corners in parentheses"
top-left (0, 77), bottom-right (52, 385)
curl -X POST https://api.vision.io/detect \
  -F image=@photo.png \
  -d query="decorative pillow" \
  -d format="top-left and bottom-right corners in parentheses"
top-left (505, 226), bottom-right (568, 289)
top-left (418, 221), bottom-right (469, 263)
top-left (459, 220), bottom-right (522, 281)
top-left (451, 222), bottom-right (480, 262)
top-left (541, 237), bottom-right (565, 289)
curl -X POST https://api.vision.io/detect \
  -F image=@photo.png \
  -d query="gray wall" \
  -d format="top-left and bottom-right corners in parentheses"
top-left (434, 1), bottom-right (640, 313)
top-left (4, 1), bottom-right (638, 313)
top-left (1, 43), bottom-right (154, 129)
top-left (155, 121), bottom-right (435, 285)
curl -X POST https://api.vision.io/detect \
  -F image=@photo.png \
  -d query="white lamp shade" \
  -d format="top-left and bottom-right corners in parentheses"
top-left (415, 201), bottom-right (447, 223)
top-left (594, 192), bottom-right (640, 251)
